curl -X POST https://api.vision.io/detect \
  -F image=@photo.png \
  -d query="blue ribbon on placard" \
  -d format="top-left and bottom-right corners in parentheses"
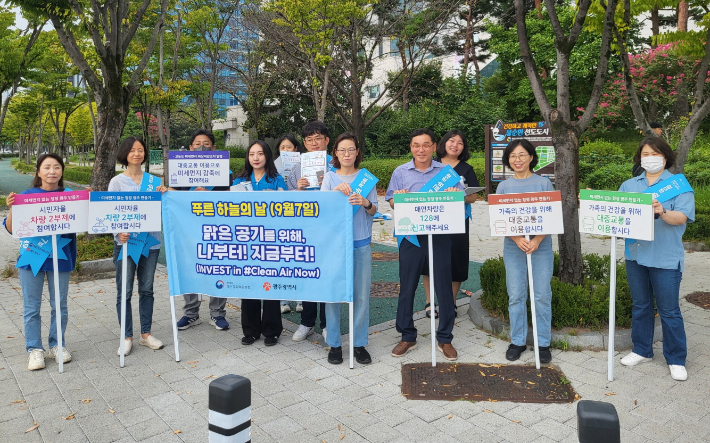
top-left (116, 173), bottom-right (163, 264)
top-left (625, 174), bottom-right (694, 258)
top-left (395, 165), bottom-right (462, 248)
top-left (141, 172), bottom-right (161, 192)
top-left (351, 169), bottom-right (379, 216)
top-left (17, 235), bottom-right (71, 276)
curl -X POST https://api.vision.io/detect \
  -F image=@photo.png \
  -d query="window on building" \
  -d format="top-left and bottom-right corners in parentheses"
top-left (378, 40), bottom-right (383, 57)
top-left (390, 38), bottom-right (399, 57)
top-left (367, 85), bottom-right (380, 99)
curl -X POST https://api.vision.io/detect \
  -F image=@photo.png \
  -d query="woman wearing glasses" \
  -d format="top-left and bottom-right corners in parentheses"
top-left (497, 139), bottom-right (554, 364)
top-left (321, 133), bottom-right (377, 365)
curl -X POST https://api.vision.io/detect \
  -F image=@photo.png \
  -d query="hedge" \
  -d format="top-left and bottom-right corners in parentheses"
top-left (479, 253), bottom-right (632, 329)
top-left (578, 139), bottom-right (625, 157)
top-left (585, 163), bottom-right (634, 190)
top-left (360, 157), bottom-right (485, 190)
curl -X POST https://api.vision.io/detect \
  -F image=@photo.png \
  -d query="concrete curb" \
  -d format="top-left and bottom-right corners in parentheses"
top-left (77, 257), bottom-right (115, 275)
top-left (467, 289), bottom-right (662, 351)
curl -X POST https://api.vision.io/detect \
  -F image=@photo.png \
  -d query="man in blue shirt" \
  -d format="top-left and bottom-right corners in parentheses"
top-left (386, 128), bottom-right (464, 361)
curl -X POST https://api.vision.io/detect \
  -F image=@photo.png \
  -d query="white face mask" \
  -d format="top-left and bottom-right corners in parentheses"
top-left (640, 156), bottom-right (665, 174)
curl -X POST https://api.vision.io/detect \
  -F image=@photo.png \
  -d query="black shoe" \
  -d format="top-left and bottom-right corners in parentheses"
top-left (539, 346), bottom-right (552, 363)
top-left (454, 306), bottom-right (458, 318)
top-left (264, 336), bottom-right (278, 347)
top-left (328, 346), bottom-right (343, 364)
top-left (354, 346), bottom-right (372, 364)
top-left (425, 303), bottom-right (438, 319)
top-left (505, 344), bottom-right (527, 361)
top-left (241, 335), bottom-right (257, 345)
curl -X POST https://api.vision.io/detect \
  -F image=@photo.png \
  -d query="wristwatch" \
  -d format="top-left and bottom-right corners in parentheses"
top-left (364, 200), bottom-right (373, 210)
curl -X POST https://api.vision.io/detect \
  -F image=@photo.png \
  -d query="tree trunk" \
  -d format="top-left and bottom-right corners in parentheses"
top-left (91, 94), bottom-right (131, 191)
top-left (677, 1), bottom-right (688, 32)
top-left (461, 3), bottom-right (473, 77)
top-left (398, 42), bottom-right (409, 111)
top-left (36, 97), bottom-right (45, 159)
top-left (550, 110), bottom-right (583, 284)
top-left (650, 8), bottom-right (659, 48)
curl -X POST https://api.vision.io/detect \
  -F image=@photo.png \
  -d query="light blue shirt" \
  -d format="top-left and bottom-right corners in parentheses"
top-left (108, 174), bottom-right (162, 249)
top-left (232, 172), bottom-right (286, 191)
top-left (321, 171), bottom-right (377, 246)
top-left (496, 173), bottom-right (554, 195)
top-left (619, 169), bottom-right (695, 271)
top-left (385, 160), bottom-right (464, 201)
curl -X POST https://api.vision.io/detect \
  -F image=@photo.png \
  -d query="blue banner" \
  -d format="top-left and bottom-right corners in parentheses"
top-left (644, 174), bottom-right (693, 203)
top-left (351, 169), bottom-right (379, 216)
top-left (162, 191), bottom-right (354, 302)
top-left (140, 172), bottom-right (161, 192)
top-left (17, 235), bottom-right (71, 276)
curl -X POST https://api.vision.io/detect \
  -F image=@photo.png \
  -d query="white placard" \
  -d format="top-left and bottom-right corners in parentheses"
top-left (276, 152), bottom-right (300, 179)
top-left (230, 182), bottom-right (253, 192)
top-left (168, 151), bottom-right (230, 188)
top-left (579, 190), bottom-right (654, 241)
top-left (88, 192), bottom-right (162, 234)
top-left (394, 192), bottom-right (465, 236)
top-left (488, 191), bottom-right (564, 236)
top-left (301, 151), bottom-right (327, 187)
top-left (12, 190), bottom-right (90, 238)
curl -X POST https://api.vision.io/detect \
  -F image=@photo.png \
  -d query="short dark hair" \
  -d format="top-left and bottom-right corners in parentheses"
top-left (302, 121), bottom-right (329, 139)
top-left (409, 128), bottom-right (436, 145)
top-left (189, 128), bottom-right (216, 147)
top-left (436, 130), bottom-right (470, 162)
top-left (331, 132), bottom-right (363, 169)
top-left (274, 134), bottom-right (304, 158)
top-left (633, 137), bottom-right (675, 169)
top-left (116, 136), bottom-right (147, 167)
top-left (502, 139), bottom-right (538, 170)
top-left (238, 140), bottom-right (280, 181)
top-left (32, 153), bottom-right (65, 189)
top-left (649, 122), bottom-right (662, 129)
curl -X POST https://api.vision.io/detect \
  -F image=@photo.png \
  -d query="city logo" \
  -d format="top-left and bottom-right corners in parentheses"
top-left (262, 282), bottom-right (271, 291)
top-left (215, 280), bottom-right (224, 289)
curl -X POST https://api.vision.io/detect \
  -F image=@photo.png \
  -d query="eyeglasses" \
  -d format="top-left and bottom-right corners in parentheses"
top-left (509, 154), bottom-right (529, 161)
top-left (336, 148), bottom-right (357, 154)
top-left (411, 143), bottom-right (434, 150)
top-left (304, 136), bottom-right (325, 144)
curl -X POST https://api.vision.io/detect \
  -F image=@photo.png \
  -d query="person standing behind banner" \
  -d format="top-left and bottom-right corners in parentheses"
top-left (274, 134), bottom-right (305, 314)
top-left (386, 128), bottom-right (463, 362)
top-left (618, 137), bottom-right (694, 381)
top-left (233, 141), bottom-right (287, 347)
top-left (4, 154), bottom-right (77, 371)
top-left (109, 137), bottom-right (164, 356)
top-left (321, 133), bottom-right (378, 365)
top-left (158, 129), bottom-right (232, 331)
top-left (287, 121), bottom-right (333, 342)
top-left (422, 130), bottom-right (479, 319)
top-left (497, 139), bottom-right (554, 364)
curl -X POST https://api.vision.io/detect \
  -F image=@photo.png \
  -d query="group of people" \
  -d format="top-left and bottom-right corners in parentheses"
top-left (4, 121), bottom-right (694, 382)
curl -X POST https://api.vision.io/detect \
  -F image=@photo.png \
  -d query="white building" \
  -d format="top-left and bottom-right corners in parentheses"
top-left (212, 105), bottom-right (251, 148)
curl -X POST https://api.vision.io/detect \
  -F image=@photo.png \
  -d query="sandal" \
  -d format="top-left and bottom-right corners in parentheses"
top-left (425, 303), bottom-right (439, 319)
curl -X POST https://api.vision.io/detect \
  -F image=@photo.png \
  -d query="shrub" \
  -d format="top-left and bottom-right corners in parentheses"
top-left (694, 186), bottom-right (710, 215)
top-left (683, 162), bottom-right (710, 188)
top-left (13, 161), bottom-right (35, 174)
top-left (479, 253), bottom-right (632, 328)
top-left (227, 146), bottom-right (247, 159)
top-left (585, 163), bottom-right (633, 190)
top-left (361, 159), bottom-right (407, 190)
top-left (229, 158), bottom-right (245, 176)
top-left (579, 139), bottom-right (624, 157)
top-left (683, 214), bottom-right (710, 242)
top-left (76, 234), bottom-right (115, 261)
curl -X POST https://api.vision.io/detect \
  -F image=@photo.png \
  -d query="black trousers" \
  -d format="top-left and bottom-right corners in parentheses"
top-left (241, 299), bottom-right (282, 338)
top-left (396, 235), bottom-right (456, 344)
top-left (300, 301), bottom-right (326, 329)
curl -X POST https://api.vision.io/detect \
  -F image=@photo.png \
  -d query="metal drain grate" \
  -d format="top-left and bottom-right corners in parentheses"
top-left (371, 251), bottom-right (399, 261)
top-left (686, 292), bottom-right (710, 310)
top-left (370, 282), bottom-right (400, 298)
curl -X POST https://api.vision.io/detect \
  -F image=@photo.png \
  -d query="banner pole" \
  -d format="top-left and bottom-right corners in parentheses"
top-left (119, 241), bottom-right (128, 368)
top-left (51, 234), bottom-right (64, 373)
top-left (170, 295), bottom-right (180, 361)
top-left (525, 235), bottom-right (541, 370)
top-left (349, 302), bottom-right (354, 369)
top-left (428, 234), bottom-right (436, 367)
top-left (608, 235), bottom-right (617, 382)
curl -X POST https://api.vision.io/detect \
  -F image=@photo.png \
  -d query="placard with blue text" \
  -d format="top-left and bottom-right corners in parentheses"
top-left (168, 151), bottom-right (230, 187)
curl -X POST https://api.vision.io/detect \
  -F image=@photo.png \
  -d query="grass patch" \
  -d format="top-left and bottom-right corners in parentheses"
top-left (76, 234), bottom-right (115, 262)
top-left (550, 339), bottom-right (570, 351)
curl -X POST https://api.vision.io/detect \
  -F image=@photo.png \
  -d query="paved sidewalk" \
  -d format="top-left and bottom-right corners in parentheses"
top-left (0, 261), bottom-right (709, 443)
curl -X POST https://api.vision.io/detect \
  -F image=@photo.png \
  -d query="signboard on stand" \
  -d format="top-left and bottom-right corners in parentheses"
top-left (12, 191), bottom-right (90, 237)
top-left (579, 190), bottom-right (654, 240)
top-left (487, 191), bottom-right (564, 237)
top-left (168, 151), bottom-right (230, 188)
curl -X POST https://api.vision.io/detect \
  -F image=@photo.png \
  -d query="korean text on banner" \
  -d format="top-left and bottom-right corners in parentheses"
top-left (579, 190), bottom-right (654, 241)
top-left (394, 192), bottom-right (465, 236)
top-left (168, 151), bottom-right (230, 188)
top-left (162, 191), bottom-right (354, 303)
top-left (88, 192), bottom-right (163, 234)
top-left (488, 191), bottom-right (564, 236)
top-left (12, 191), bottom-right (90, 238)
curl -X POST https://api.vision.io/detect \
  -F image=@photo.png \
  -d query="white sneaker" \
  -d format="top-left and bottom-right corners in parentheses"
top-left (292, 325), bottom-right (313, 342)
top-left (321, 328), bottom-right (327, 343)
top-left (139, 335), bottom-right (164, 350)
top-left (280, 304), bottom-right (291, 314)
top-left (669, 365), bottom-right (687, 381)
top-left (117, 339), bottom-right (133, 356)
top-left (296, 303), bottom-right (303, 312)
top-left (49, 346), bottom-right (72, 363)
top-left (27, 349), bottom-right (45, 371)
top-left (620, 352), bottom-right (652, 366)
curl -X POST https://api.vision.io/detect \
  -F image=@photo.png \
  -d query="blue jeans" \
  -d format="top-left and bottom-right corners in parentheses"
top-left (625, 260), bottom-right (686, 365)
top-left (325, 244), bottom-right (371, 348)
top-left (113, 244), bottom-right (160, 337)
top-left (503, 236), bottom-right (553, 347)
top-left (19, 268), bottom-right (70, 352)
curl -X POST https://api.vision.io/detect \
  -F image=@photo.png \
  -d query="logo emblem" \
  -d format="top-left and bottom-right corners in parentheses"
top-left (215, 280), bottom-right (224, 289)
top-left (262, 282), bottom-right (271, 291)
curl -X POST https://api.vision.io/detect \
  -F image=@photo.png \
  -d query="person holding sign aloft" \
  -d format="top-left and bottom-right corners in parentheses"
top-left (321, 133), bottom-right (378, 365)
top-left (618, 137), bottom-right (694, 381)
top-left (108, 137), bottom-right (164, 356)
top-left (233, 141), bottom-right (287, 347)
top-left (3, 154), bottom-right (77, 371)
top-left (497, 139), bottom-right (554, 364)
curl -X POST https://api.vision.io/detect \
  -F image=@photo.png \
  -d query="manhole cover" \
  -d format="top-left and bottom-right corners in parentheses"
top-left (372, 251), bottom-right (398, 261)
top-left (370, 282), bottom-right (400, 298)
top-left (686, 292), bottom-right (710, 310)
top-left (401, 363), bottom-right (579, 403)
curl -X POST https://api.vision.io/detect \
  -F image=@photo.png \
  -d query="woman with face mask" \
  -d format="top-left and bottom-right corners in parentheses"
top-left (618, 137), bottom-right (695, 381)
